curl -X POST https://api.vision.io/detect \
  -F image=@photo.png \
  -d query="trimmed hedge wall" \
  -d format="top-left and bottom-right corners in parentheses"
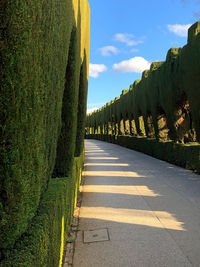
top-left (75, 53), bottom-right (88, 157)
top-left (53, 26), bottom-right (80, 178)
top-left (86, 21), bottom-right (200, 173)
top-left (86, 21), bottom-right (200, 144)
top-left (0, 0), bottom-right (90, 264)
top-left (0, 152), bottom-right (84, 267)
top-left (86, 134), bottom-right (200, 173)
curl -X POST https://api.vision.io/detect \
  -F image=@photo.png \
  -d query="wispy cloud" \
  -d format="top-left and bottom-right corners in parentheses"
top-left (177, 0), bottom-right (200, 17)
top-left (87, 107), bottom-right (99, 114)
top-left (194, 10), bottom-right (200, 18)
top-left (113, 57), bottom-right (151, 74)
top-left (89, 63), bottom-right (107, 78)
top-left (99, 46), bottom-right (119, 56)
top-left (130, 48), bottom-right (139, 53)
top-left (194, 0), bottom-right (200, 17)
top-left (113, 33), bottom-right (143, 46)
top-left (87, 103), bottom-right (105, 107)
top-left (179, 0), bottom-right (200, 4)
top-left (167, 24), bottom-right (191, 37)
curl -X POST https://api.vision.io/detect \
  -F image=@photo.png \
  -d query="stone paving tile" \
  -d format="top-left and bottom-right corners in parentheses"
top-left (83, 228), bottom-right (109, 243)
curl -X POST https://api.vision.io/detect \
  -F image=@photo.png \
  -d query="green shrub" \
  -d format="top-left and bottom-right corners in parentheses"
top-left (0, 0), bottom-right (90, 254)
top-left (0, 152), bottom-right (84, 267)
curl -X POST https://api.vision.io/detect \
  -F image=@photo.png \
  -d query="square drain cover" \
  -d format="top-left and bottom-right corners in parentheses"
top-left (83, 229), bottom-right (109, 243)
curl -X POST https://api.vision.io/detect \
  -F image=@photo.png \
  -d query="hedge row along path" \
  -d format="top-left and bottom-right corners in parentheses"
top-left (0, 0), bottom-right (90, 265)
top-left (73, 139), bottom-right (200, 266)
top-left (86, 21), bottom-right (200, 145)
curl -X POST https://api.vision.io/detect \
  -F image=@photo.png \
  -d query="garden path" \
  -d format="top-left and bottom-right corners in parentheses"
top-left (73, 139), bottom-right (200, 267)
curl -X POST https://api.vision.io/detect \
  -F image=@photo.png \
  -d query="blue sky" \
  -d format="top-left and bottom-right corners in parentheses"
top-left (87, 0), bottom-right (200, 113)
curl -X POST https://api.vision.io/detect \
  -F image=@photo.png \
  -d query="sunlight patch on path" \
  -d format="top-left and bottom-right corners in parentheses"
top-left (80, 207), bottom-right (185, 231)
top-left (84, 163), bottom-right (129, 166)
top-left (83, 171), bottom-right (145, 177)
top-left (85, 150), bottom-right (105, 152)
top-left (82, 185), bottom-right (160, 197)
top-left (87, 157), bottom-right (119, 160)
top-left (85, 153), bottom-right (111, 156)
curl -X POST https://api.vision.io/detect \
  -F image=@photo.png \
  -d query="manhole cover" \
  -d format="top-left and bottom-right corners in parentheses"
top-left (83, 229), bottom-right (109, 243)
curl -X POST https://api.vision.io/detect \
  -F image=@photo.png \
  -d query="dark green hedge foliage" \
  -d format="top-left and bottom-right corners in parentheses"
top-left (53, 26), bottom-right (80, 178)
top-left (0, 0), bottom-right (90, 259)
top-left (0, 0), bottom-right (74, 249)
top-left (75, 53), bottom-right (88, 157)
top-left (0, 153), bottom-right (84, 267)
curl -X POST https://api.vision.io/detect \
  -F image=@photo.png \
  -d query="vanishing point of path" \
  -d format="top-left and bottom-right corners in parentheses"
top-left (73, 140), bottom-right (200, 267)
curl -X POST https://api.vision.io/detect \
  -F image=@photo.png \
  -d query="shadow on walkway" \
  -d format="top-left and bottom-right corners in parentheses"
top-left (73, 140), bottom-right (200, 267)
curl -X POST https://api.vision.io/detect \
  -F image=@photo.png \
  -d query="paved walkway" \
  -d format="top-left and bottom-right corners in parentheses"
top-left (73, 139), bottom-right (200, 267)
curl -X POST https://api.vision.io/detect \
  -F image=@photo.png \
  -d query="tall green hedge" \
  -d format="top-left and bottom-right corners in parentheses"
top-left (0, 0), bottom-right (90, 263)
top-left (0, 152), bottom-right (84, 267)
top-left (86, 21), bottom-right (200, 145)
top-left (75, 53), bottom-right (88, 157)
top-left (53, 26), bottom-right (80, 178)
top-left (86, 21), bottom-right (200, 172)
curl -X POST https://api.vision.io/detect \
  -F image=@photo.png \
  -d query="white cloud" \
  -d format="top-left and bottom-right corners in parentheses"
top-left (113, 33), bottom-right (143, 46)
top-left (87, 107), bottom-right (98, 114)
top-left (99, 46), bottom-right (119, 56)
top-left (130, 48), bottom-right (139, 53)
top-left (89, 63), bottom-right (107, 78)
top-left (113, 57), bottom-right (151, 74)
top-left (87, 103), bottom-right (105, 107)
top-left (167, 24), bottom-right (192, 37)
